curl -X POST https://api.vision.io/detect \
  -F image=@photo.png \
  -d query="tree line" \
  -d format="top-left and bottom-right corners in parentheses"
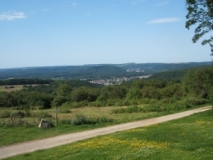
top-left (0, 79), bottom-right (52, 85)
top-left (0, 66), bottom-right (213, 110)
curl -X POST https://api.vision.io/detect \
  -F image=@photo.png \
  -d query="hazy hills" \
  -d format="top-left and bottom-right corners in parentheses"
top-left (0, 62), bottom-right (211, 80)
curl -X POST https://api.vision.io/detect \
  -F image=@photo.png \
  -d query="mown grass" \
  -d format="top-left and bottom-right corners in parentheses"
top-left (4, 109), bottom-right (213, 160)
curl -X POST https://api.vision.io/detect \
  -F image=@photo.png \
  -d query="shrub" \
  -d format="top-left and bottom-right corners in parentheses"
top-left (11, 111), bottom-right (25, 118)
top-left (71, 114), bottom-right (113, 126)
top-left (96, 117), bottom-right (113, 123)
top-left (71, 114), bottom-right (89, 125)
top-left (187, 97), bottom-right (208, 105)
top-left (111, 106), bottom-right (144, 114)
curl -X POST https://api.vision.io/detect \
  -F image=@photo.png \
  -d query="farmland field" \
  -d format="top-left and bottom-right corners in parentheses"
top-left (0, 85), bottom-right (23, 92)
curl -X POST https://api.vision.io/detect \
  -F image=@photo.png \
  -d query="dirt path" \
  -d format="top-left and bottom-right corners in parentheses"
top-left (0, 106), bottom-right (211, 159)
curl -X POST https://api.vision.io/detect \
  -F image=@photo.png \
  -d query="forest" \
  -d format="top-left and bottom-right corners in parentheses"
top-left (0, 62), bottom-right (211, 79)
top-left (0, 66), bottom-right (213, 112)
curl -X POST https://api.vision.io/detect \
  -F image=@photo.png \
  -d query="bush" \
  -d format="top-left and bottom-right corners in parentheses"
top-left (111, 106), bottom-right (144, 114)
top-left (71, 114), bottom-right (90, 125)
top-left (71, 114), bottom-right (113, 126)
top-left (187, 97), bottom-right (208, 105)
top-left (10, 111), bottom-right (25, 118)
top-left (96, 117), bottom-right (113, 123)
top-left (70, 101), bottom-right (89, 108)
top-left (59, 108), bottom-right (71, 113)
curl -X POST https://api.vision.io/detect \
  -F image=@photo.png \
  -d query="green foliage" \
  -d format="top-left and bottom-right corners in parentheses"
top-left (10, 111), bottom-right (26, 118)
top-left (150, 69), bottom-right (188, 80)
top-left (160, 83), bottom-right (181, 99)
top-left (111, 106), bottom-right (143, 114)
top-left (0, 118), bottom-right (33, 128)
top-left (141, 86), bottom-right (160, 99)
top-left (6, 109), bottom-right (213, 160)
top-left (0, 62), bottom-right (211, 80)
top-left (186, 0), bottom-right (213, 55)
top-left (52, 84), bottom-right (72, 106)
top-left (143, 97), bottom-right (209, 112)
top-left (97, 85), bottom-right (127, 101)
top-left (0, 111), bottom-right (10, 118)
top-left (0, 78), bottom-right (52, 85)
top-left (183, 67), bottom-right (213, 97)
top-left (0, 92), bottom-right (18, 107)
top-left (33, 111), bottom-right (52, 120)
top-left (71, 87), bottom-right (99, 102)
top-left (126, 88), bottom-right (141, 100)
top-left (52, 96), bottom-right (67, 107)
top-left (70, 101), bottom-right (89, 108)
top-left (59, 108), bottom-right (71, 113)
top-left (0, 66), bottom-right (212, 110)
top-left (71, 114), bottom-right (113, 126)
top-left (208, 86), bottom-right (213, 106)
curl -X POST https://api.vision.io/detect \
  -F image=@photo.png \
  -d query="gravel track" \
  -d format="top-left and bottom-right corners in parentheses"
top-left (0, 106), bottom-right (211, 159)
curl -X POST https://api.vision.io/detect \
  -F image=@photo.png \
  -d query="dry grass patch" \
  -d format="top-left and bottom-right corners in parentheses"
top-left (0, 85), bottom-right (23, 92)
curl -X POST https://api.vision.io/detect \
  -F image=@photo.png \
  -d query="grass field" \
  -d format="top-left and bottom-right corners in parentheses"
top-left (0, 106), bottom-right (162, 147)
top-left (0, 85), bottom-right (23, 92)
top-left (4, 109), bottom-right (213, 160)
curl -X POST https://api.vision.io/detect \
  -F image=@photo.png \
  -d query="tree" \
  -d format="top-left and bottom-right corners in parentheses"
top-left (183, 67), bottom-right (213, 97)
top-left (186, 0), bottom-right (213, 55)
top-left (52, 84), bottom-right (72, 106)
top-left (71, 87), bottom-right (90, 102)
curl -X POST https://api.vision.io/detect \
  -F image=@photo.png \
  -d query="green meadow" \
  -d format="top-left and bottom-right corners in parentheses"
top-left (0, 106), bottom-right (164, 146)
top-left (4, 109), bottom-right (213, 160)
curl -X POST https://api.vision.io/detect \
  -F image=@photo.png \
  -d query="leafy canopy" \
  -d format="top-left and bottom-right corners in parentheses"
top-left (186, 0), bottom-right (213, 55)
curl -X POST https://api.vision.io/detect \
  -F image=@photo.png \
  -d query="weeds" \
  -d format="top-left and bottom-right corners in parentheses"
top-left (111, 106), bottom-right (144, 114)
top-left (71, 114), bottom-right (113, 126)
top-left (0, 111), bottom-right (10, 118)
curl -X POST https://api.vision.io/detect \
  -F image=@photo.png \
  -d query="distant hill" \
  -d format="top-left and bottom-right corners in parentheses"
top-left (149, 69), bottom-right (188, 81)
top-left (0, 62), bottom-right (211, 80)
top-left (149, 65), bottom-right (213, 81)
top-left (116, 62), bottom-right (212, 73)
top-left (0, 65), bottom-right (139, 80)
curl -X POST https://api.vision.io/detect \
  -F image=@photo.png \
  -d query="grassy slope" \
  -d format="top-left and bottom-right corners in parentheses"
top-left (0, 106), bottom-right (160, 147)
top-left (4, 109), bottom-right (213, 160)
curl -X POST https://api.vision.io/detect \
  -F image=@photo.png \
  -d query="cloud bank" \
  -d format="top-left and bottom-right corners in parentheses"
top-left (0, 11), bottom-right (26, 21)
top-left (147, 17), bottom-right (180, 24)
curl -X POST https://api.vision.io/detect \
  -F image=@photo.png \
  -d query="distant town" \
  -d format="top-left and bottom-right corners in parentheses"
top-left (89, 75), bottom-right (150, 86)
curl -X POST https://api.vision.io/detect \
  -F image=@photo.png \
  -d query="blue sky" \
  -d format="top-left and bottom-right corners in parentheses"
top-left (0, 0), bottom-right (211, 69)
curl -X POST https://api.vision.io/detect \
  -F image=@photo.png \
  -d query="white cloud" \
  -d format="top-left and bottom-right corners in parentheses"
top-left (85, 13), bottom-right (91, 16)
top-left (156, 1), bottom-right (169, 6)
top-left (42, 8), bottom-right (50, 12)
top-left (0, 11), bottom-right (26, 21)
top-left (147, 17), bottom-right (180, 24)
top-left (132, 0), bottom-right (146, 5)
top-left (72, 2), bottom-right (77, 7)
